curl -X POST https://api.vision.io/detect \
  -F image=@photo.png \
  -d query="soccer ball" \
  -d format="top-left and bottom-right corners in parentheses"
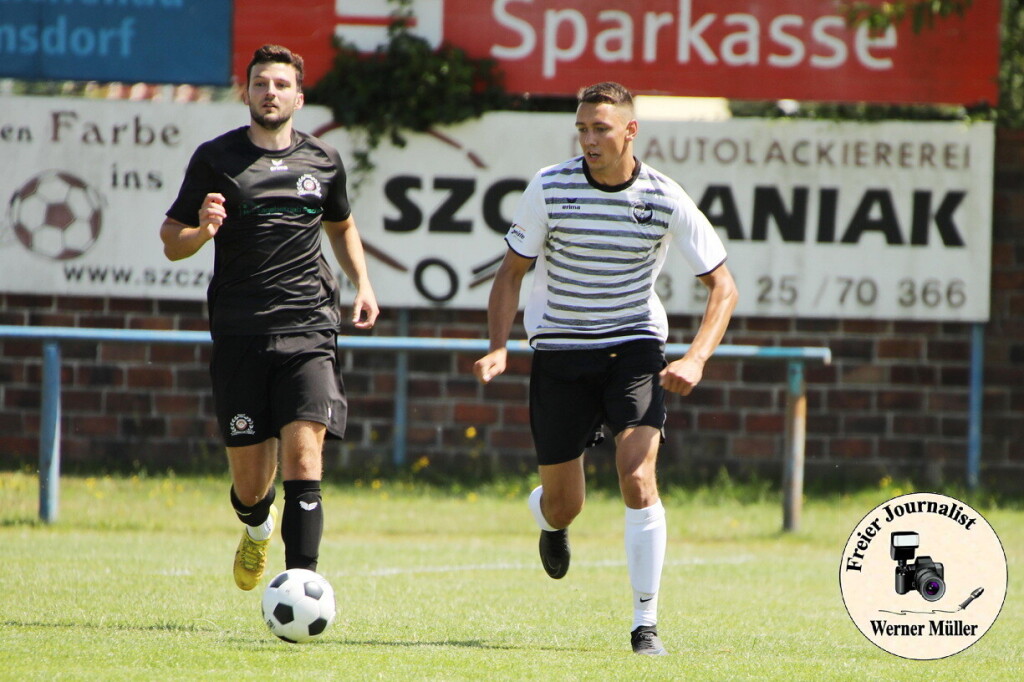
top-left (9, 170), bottom-right (103, 260)
top-left (261, 569), bottom-right (336, 643)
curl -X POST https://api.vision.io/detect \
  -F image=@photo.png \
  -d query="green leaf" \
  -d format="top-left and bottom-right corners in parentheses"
top-left (306, 0), bottom-right (508, 190)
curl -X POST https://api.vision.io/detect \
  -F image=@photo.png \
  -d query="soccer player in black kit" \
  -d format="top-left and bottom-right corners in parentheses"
top-left (160, 45), bottom-right (379, 590)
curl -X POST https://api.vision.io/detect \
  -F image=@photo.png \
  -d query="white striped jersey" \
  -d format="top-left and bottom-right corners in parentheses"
top-left (506, 156), bottom-right (727, 350)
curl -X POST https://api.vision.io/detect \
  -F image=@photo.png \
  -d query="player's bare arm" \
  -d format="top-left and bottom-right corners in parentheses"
top-left (660, 263), bottom-right (738, 396)
top-left (474, 248), bottom-right (533, 384)
top-left (323, 216), bottom-right (379, 329)
top-left (160, 192), bottom-right (225, 261)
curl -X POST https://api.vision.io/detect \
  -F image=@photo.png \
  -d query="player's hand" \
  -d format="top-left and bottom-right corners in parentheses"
top-left (660, 356), bottom-right (705, 396)
top-left (199, 193), bottom-right (226, 240)
top-left (351, 287), bottom-right (379, 329)
top-left (473, 349), bottom-right (507, 384)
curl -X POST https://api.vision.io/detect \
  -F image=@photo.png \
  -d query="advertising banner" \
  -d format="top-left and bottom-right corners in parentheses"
top-left (0, 0), bottom-right (232, 84)
top-left (442, 0), bottom-right (1001, 105)
top-left (0, 96), bottom-right (993, 322)
top-left (234, 0), bottom-right (1000, 106)
top-left (0, 96), bottom-right (274, 302)
top-left (315, 113), bottom-right (993, 322)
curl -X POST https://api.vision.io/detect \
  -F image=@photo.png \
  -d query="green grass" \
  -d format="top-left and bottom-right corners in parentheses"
top-left (1, 472), bottom-right (1022, 680)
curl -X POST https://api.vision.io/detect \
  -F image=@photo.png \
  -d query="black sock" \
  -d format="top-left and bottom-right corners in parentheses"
top-left (230, 484), bottom-right (276, 527)
top-left (282, 479), bottom-right (323, 571)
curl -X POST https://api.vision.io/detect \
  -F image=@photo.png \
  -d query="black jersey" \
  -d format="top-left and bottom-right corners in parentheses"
top-left (166, 127), bottom-right (351, 336)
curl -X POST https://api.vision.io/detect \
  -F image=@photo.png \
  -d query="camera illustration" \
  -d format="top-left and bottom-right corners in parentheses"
top-left (891, 531), bottom-right (946, 601)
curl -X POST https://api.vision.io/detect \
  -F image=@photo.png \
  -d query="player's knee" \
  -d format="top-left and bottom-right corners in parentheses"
top-left (544, 497), bottom-right (584, 529)
top-left (618, 468), bottom-right (658, 504)
top-left (231, 481), bottom-right (275, 511)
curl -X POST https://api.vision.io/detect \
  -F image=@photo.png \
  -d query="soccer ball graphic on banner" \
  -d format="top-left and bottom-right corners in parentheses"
top-left (261, 569), bottom-right (336, 643)
top-left (9, 170), bottom-right (103, 260)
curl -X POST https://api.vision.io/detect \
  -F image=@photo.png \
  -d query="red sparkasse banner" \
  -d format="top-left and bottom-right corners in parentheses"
top-left (232, 2), bottom-right (338, 87)
top-left (233, 1), bottom-right (1000, 106)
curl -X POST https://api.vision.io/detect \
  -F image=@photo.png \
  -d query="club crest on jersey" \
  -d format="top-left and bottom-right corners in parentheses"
top-left (229, 413), bottom-right (255, 436)
top-left (631, 200), bottom-right (654, 224)
top-left (296, 173), bottom-right (322, 198)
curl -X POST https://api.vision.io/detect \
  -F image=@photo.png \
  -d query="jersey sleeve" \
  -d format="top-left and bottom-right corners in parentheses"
top-left (668, 189), bottom-right (728, 276)
top-left (165, 145), bottom-right (217, 227)
top-left (322, 145), bottom-right (352, 223)
top-left (505, 171), bottom-right (548, 258)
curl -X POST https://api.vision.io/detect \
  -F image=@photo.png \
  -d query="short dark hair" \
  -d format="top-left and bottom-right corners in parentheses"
top-left (247, 44), bottom-right (305, 90)
top-left (577, 82), bottom-right (633, 109)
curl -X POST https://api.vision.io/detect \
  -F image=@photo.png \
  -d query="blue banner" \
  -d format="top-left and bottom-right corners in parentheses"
top-left (0, 0), bottom-right (232, 84)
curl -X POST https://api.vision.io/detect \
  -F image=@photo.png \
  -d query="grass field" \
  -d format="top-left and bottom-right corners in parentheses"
top-left (1, 471), bottom-right (1021, 680)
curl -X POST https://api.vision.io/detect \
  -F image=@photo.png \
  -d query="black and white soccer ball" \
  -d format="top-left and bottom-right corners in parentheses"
top-left (261, 569), bottom-right (336, 643)
top-left (9, 170), bottom-right (103, 260)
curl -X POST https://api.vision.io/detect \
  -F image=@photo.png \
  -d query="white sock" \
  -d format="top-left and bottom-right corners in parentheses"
top-left (625, 499), bottom-right (666, 629)
top-left (528, 485), bottom-right (558, 532)
top-left (246, 513), bottom-right (275, 541)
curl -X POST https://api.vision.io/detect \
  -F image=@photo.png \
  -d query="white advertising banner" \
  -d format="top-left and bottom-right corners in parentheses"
top-left (0, 96), bottom-right (992, 321)
top-left (0, 97), bottom-right (330, 303)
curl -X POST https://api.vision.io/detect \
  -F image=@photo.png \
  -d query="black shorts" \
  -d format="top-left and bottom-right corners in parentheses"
top-left (210, 329), bottom-right (347, 447)
top-left (529, 339), bottom-right (667, 466)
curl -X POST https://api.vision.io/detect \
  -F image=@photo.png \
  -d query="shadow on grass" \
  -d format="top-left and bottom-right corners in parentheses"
top-left (1, 618), bottom-right (220, 633)
top-left (3, 619), bottom-right (591, 652)
top-left (235, 636), bottom-right (588, 652)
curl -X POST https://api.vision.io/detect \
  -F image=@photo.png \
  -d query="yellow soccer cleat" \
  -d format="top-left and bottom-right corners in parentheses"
top-left (233, 504), bottom-right (278, 591)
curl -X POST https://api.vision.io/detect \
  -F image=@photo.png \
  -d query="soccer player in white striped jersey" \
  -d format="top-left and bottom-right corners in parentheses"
top-left (474, 82), bottom-right (738, 656)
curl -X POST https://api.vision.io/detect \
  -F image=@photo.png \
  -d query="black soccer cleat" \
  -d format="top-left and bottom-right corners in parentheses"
top-left (631, 626), bottom-right (669, 656)
top-left (538, 528), bottom-right (570, 579)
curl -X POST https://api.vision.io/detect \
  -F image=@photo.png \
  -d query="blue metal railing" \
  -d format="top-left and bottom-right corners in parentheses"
top-left (0, 324), bottom-right (832, 528)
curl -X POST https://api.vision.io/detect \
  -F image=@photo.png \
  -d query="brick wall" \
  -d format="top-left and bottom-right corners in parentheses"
top-left (1, 132), bottom-right (1021, 489)
top-left (987, 129), bottom-right (1024, 482)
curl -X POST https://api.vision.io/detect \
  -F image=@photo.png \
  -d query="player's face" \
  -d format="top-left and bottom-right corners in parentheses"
top-left (575, 102), bottom-right (637, 184)
top-left (245, 62), bottom-right (304, 131)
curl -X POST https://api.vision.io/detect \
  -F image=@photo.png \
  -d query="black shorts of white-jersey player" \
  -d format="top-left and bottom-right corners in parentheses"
top-left (474, 82), bottom-right (738, 655)
top-left (159, 45), bottom-right (379, 590)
